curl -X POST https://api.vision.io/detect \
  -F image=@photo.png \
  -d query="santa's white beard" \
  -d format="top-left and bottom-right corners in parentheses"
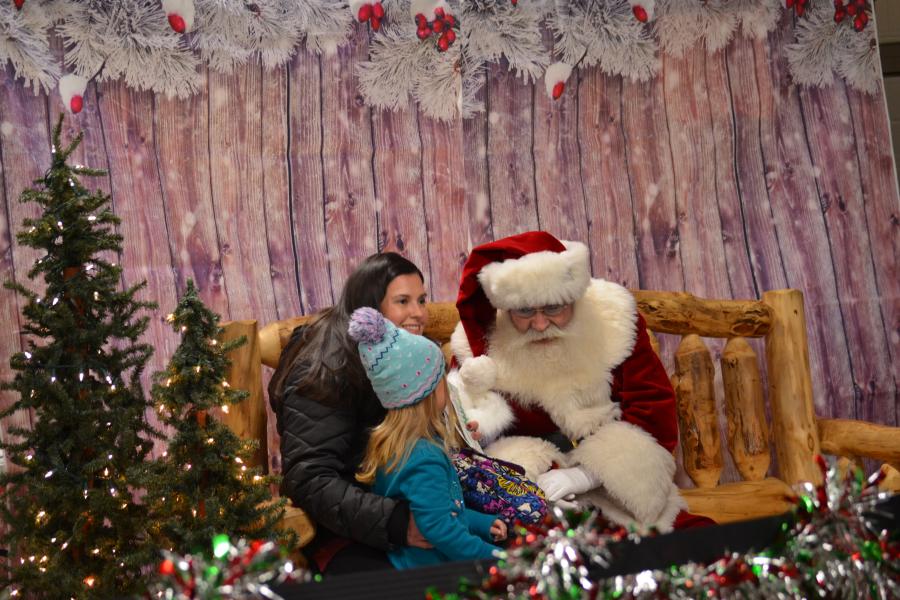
top-left (485, 305), bottom-right (611, 408)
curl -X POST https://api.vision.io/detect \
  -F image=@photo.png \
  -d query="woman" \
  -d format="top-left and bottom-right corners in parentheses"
top-left (268, 252), bottom-right (434, 574)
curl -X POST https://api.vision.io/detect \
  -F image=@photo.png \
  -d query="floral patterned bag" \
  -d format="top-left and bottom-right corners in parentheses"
top-left (452, 447), bottom-right (548, 526)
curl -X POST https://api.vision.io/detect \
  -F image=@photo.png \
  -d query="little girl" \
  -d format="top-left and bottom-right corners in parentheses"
top-left (350, 307), bottom-right (505, 569)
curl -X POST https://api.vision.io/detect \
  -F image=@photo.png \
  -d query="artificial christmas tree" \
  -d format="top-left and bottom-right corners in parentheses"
top-left (144, 280), bottom-right (290, 556)
top-left (0, 116), bottom-right (161, 597)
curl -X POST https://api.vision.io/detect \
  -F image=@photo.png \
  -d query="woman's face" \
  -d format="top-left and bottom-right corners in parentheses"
top-left (380, 273), bottom-right (429, 335)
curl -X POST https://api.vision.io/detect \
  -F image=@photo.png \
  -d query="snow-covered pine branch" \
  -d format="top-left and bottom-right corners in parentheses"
top-left (297, 0), bottom-right (355, 55)
top-left (548, 0), bottom-right (658, 82)
top-left (656, 0), bottom-right (738, 56)
top-left (462, 0), bottom-right (548, 83)
top-left (58, 0), bottom-right (199, 99)
top-left (0, 0), bottom-right (57, 94)
top-left (733, 0), bottom-right (782, 40)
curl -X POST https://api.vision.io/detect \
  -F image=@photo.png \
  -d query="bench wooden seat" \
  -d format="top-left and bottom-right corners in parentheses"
top-left (219, 288), bottom-right (900, 548)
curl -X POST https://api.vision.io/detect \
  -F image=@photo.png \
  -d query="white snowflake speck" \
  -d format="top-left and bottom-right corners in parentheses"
top-left (0, 122), bottom-right (13, 136)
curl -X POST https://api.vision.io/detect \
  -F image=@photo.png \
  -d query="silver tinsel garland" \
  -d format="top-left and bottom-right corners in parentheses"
top-left (148, 535), bottom-right (307, 600)
top-left (429, 457), bottom-right (898, 599)
top-left (0, 0), bottom-right (882, 120)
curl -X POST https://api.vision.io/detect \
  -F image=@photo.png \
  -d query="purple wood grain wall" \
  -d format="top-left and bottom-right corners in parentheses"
top-left (1, 22), bottom-right (897, 483)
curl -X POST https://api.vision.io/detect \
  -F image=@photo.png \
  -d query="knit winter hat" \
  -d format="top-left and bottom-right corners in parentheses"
top-left (456, 231), bottom-right (591, 358)
top-left (348, 307), bottom-right (445, 409)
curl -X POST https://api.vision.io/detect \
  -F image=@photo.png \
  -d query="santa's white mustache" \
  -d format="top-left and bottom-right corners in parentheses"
top-left (519, 324), bottom-right (565, 343)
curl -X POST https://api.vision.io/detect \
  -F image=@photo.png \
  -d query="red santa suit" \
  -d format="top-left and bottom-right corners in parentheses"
top-left (449, 231), bottom-right (689, 532)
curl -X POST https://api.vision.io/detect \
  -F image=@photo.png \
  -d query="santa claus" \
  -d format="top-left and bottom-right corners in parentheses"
top-left (449, 231), bottom-right (691, 532)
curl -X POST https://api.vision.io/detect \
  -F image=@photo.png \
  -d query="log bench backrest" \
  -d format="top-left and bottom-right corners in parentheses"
top-left (219, 288), bottom-right (821, 489)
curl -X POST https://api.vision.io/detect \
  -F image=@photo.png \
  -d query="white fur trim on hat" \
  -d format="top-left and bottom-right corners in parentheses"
top-left (570, 420), bottom-right (678, 527)
top-left (484, 436), bottom-right (568, 481)
top-left (477, 241), bottom-right (590, 310)
top-left (459, 355), bottom-right (497, 393)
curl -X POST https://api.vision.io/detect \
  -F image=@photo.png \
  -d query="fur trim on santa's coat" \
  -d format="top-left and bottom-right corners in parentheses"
top-left (570, 419), bottom-right (680, 529)
top-left (483, 436), bottom-right (569, 481)
top-left (449, 278), bottom-right (638, 441)
top-left (446, 369), bottom-right (511, 443)
top-left (579, 476), bottom-right (686, 534)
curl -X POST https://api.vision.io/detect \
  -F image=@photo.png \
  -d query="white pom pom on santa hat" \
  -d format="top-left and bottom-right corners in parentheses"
top-left (59, 74), bottom-right (88, 114)
top-left (544, 62), bottom-right (573, 100)
top-left (409, 0), bottom-right (450, 20)
top-left (162, 0), bottom-right (194, 33)
top-left (628, 0), bottom-right (655, 23)
top-left (459, 355), bottom-right (497, 394)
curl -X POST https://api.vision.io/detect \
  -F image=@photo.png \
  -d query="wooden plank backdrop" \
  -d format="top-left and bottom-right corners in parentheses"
top-left (1, 19), bottom-right (898, 484)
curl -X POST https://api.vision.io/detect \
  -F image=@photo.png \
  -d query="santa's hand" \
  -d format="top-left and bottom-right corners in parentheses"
top-left (537, 466), bottom-right (599, 502)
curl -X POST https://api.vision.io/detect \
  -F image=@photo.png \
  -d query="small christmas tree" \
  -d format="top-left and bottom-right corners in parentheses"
top-left (0, 116), bottom-right (161, 597)
top-left (144, 280), bottom-right (289, 556)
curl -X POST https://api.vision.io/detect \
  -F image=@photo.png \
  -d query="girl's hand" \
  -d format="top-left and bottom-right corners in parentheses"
top-left (466, 420), bottom-right (482, 441)
top-left (490, 519), bottom-right (507, 541)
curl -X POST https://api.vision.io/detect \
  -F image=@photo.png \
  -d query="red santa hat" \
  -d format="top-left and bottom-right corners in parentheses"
top-left (456, 231), bottom-right (591, 358)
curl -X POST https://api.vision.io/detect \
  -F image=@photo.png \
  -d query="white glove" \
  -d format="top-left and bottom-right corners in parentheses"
top-left (553, 497), bottom-right (581, 511)
top-left (537, 466), bottom-right (600, 502)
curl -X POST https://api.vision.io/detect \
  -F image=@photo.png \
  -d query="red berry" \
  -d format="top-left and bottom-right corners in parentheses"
top-left (370, 15), bottom-right (381, 31)
top-left (433, 19), bottom-right (444, 32)
top-left (444, 29), bottom-right (456, 44)
top-left (834, 0), bottom-right (843, 5)
top-left (855, 0), bottom-right (866, 6)
top-left (434, 6), bottom-right (445, 19)
top-left (159, 559), bottom-right (175, 576)
top-left (14, 0), bottom-right (24, 8)
top-left (415, 13), bottom-right (426, 27)
top-left (796, 3), bottom-right (805, 16)
top-left (552, 81), bottom-right (565, 100)
top-left (786, 0), bottom-right (795, 7)
top-left (445, 14), bottom-right (455, 27)
top-left (70, 95), bottom-right (83, 114)
top-left (854, 12), bottom-right (868, 30)
top-left (358, 4), bottom-right (372, 21)
top-left (834, 8), bottom-right (846, 21)
top-left (417, 26), bottom-right (430, 40)
top-left (632, 5), bottom-right (648, 22)
top-left (437, 34), bottom-right (449, 52)
top-left (168, 13), bottom-right (186, 33)
top-left (846, 3), bottom-right (857, 15)
top-left (512, 0), bottom-right (518, 5)
top-left (373, 1), bottom-right (384, 19)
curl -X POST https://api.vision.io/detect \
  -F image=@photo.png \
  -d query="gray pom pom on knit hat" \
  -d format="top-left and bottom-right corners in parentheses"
top-left (348, 307), bottom-right (445, 409)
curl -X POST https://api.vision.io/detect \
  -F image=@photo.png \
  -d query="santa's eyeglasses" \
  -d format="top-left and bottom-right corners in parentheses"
top-left (509, 304), bottom-right (570, 319)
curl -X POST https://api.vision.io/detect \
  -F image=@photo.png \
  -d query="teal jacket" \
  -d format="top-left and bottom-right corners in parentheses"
top-left (373, 439), bottom-right (501, 569)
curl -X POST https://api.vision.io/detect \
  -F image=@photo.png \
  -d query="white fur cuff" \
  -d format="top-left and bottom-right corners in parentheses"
top-left (459, 355), bottom-right (497, 393)
top-left (484, 436), bottom-right (568, 481)
top-left (570, 420), bottom-right (677, 525)
top-left (447, 370), bottom-right (513, 443)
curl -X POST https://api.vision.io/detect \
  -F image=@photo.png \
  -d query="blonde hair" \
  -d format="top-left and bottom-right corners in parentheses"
top-left (356, 381), bottom-right (463, 485)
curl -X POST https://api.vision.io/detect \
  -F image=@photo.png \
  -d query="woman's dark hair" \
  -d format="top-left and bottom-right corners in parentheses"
top-left (271, 252), bottom-right (424, 408)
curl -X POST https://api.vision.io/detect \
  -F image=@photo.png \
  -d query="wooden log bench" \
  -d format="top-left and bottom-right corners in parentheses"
top-left (220, 289), bottom-right (900, 549)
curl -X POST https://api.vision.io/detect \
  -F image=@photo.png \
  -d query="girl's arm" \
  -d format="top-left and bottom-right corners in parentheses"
top-left (396, 444), bottom-right (499, 561)
top-left (464, 508), bottom-right (498, 542)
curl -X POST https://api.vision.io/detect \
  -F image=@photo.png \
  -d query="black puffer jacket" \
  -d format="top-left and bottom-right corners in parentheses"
top-left (269, 325), bottom-right (409, 555)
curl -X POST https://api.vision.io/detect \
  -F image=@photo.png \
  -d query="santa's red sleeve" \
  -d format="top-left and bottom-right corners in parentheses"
top-left (610, 313), bottom-right (678, 453)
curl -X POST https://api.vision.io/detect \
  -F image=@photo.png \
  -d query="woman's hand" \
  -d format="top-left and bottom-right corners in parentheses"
top-left (466, 420), bottom-right (482, 441)
top-left (407, 513), bottom-right (433, 548)
top-left (490, 519), bottom-right (507, 541)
